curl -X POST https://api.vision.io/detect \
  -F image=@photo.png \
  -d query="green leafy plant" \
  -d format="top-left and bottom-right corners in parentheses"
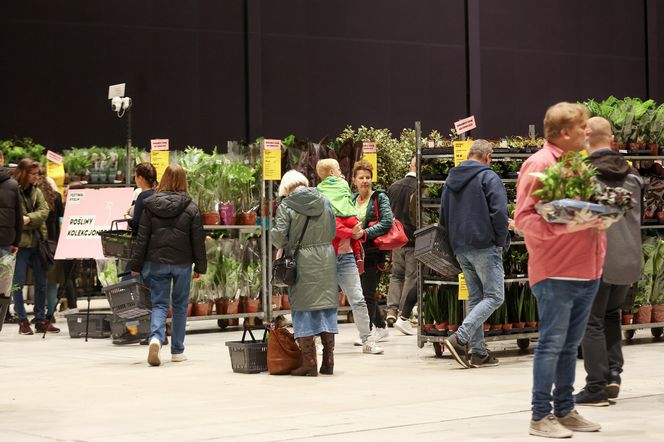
top-left (530, 152), bottom-right (598, 202)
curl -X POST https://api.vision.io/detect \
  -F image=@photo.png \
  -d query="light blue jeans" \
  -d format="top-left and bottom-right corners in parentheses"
top-left (455, 246), bottom-right (505, 356)
top-left (531, 278), bottom-right (599, 421)
top-left (142, 262), bottom-right (192, 355)
top-left (336, 253), bottom-right (371, 342)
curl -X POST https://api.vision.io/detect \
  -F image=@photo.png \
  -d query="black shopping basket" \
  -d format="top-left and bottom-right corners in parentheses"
top-left (225, 328), bottom-right (268, 374)
top-left (102, 279), bottom-right (152, 319)
top-left (99, 219), bottom-right (135, 260)
top-left (414, 224), bottom-right (462, 278)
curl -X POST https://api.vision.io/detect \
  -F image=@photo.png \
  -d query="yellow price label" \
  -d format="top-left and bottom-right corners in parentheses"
top-left (453, 140), bottom-right (473, 166)
top-left (362, 142), bottom-right (378, 183)
top-left (458, 272), bottom-right (469, 301)
top-left (150, 150), bottom-right (170, 182)
top-left (46, 161), bottom-right (65, 194)
top-left (263, 139), bottom-right (282, 181)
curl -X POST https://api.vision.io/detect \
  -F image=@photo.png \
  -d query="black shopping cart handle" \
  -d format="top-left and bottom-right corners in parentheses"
top-left (110, 219), bottom-right (130, 231)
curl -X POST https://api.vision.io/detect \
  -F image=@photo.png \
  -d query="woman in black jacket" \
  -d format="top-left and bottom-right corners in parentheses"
top-left (129, 165), bottom-right (207, 367)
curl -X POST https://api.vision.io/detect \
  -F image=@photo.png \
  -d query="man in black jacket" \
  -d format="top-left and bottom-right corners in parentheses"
top-left (386, 158), bottom-right (418, 334)
top-left (0, 159), bottom-right (23, 257)
top-left (576, 116), bottom-right (644, 405)
top-left (440, 140), bottom-right (509, 369)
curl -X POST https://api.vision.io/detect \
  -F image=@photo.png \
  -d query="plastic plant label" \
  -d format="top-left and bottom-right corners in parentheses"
top-left (458, 272), bottom-right (468, 301)
top-left (263, 139), bottom-right (282, 181)
top-left (453, 140), bottom-right (473, 166)
top-left (362, 142), bottom-right (378, 182)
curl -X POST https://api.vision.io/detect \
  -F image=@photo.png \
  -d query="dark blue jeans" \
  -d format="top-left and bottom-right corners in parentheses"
top-left (142, 262), bottom-right (192, 355)
top-left (12, 247), bottom-right (48, 321)
top-left (531, 278), bottom-right (600, 420)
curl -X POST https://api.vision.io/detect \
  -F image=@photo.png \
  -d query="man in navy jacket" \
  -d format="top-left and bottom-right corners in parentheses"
top-left (440, 139), bottom-right (509, 368)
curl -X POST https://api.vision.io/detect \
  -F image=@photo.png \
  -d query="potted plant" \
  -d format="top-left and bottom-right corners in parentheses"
top-left (227, 161), bottom-right (259, 225)
top-left (423, 288), bottom-right (435, 332)
top-left (524, 286), bottom-right (538, 330)
top-left (179, 147), bottom-right (220, 225)
top-left (447, 290), bottom-right (460, 333)
top-left (242, 261), bottom-right (262, 314)
top-left (190, 279), bottom-right (213, 316)
top-left (433, 287), bottom-right (449, 331)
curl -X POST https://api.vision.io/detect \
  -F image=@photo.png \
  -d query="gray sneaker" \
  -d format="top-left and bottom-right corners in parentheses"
top-left (556, 409), bottom-right (601, 432)
top-left (443, 333), bottom-right (469, 368)
top-left (529, 415), bottom-right (573, 438)
top-left (470, 352), bottom-right (499, 368)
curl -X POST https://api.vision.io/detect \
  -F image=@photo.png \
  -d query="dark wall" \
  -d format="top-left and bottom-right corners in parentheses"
top-left (0, 1), bottom-right (662, 150)
top-left (474, 0), bottom-right (647, 138)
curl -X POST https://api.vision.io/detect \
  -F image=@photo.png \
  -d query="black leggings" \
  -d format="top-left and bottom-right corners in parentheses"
top-left (361, 252), bottom-right (386, 329)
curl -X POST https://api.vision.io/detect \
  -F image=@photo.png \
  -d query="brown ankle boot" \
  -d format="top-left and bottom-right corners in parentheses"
top-left (290, 336), bottom-right (318, 376)
top-left (19, 320), bottom-right (34, 335)
top-left (319, 332), bottom-right (334, 375)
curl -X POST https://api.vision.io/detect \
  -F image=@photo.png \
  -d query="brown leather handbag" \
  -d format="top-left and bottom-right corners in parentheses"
top-left (267, 327), bottom-right (302, 375)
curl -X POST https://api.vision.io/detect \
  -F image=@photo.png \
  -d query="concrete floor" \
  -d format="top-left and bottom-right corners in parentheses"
top-left (1, 315), bottom-right (663, 442)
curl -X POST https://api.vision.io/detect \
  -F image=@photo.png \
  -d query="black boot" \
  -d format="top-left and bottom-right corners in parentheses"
top-left (290, 336), bottom-right (318, 376)
top-left (319, 332), bottom-right (334, 375)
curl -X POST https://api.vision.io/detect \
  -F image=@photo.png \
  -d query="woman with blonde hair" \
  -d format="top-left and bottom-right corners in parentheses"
top-left (129, 164), bottom-right (207, 366)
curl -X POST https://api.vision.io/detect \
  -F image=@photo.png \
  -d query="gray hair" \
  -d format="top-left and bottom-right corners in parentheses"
top-left (278, 169), bottom-right (309, 196)
top-left (468, 139), bottom-right (493, 159)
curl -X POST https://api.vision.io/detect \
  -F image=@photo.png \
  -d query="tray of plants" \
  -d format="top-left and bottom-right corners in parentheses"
top-left (530, 152), bottom-right (632, 224)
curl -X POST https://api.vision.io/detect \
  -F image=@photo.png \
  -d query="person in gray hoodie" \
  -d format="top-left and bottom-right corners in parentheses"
top-left (271, 170), bottom-right (338, 376)
top-left (575, 116), bottom-right (644, 406)
top-left (440, 139), bottom-right (510, 369)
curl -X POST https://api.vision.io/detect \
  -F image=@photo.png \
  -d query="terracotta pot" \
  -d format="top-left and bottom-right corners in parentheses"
top-left (215, 298), bottom-right (228, 315)
top-left (448, 324), bottom-right (459, 332)
top-left (502, 323), bottom-right (513, 331)
top-left (423, 323), bottom-right (434, 332)
top-left (281, 295), bottom-right (290, 310)
top-left (525, 321), bottom-right (538, 328)
top-left (628, 142), bottom-right (645, 151)
top-left (218, 203), bottom-right (236, 225)
top-left (483, 323), bottom-right (491, 332)
top-left (192, 302), bottom-right (212, 316)
top-left (226, 299), bottom-right (240, 315)
top-left (651, 305), bottom-right (664, 323)
top-left (645, 211), bottom-right (655, 219)
top-left (657, 212), bottom-right (664, 220)
top-left (271, 294), bottom-right (282, 311)
top-left (235, 211), bottom-right (257, 226)
top-left (375, 291), bottom-right (381, 300)
top-left (435, 323), bottom-right (447, 331)
top-left (243, 298), bottom-right (261, 313)
top-left (648, 143), bottom-right (660, 156)
top-left (635, 305), bottom-right (653, 324)
top-left (513, 322), bottom-right (526, 329)
top-left (490, 324), bottom-right (502, 331)
top-left (339, 292), bottom-right (348, 306)
top-left (202, 211), bottom-right (220, 225)
top-left (187, 303), bottom-right (193, 316)
top-left (621, 314), bottom-right (633, 325)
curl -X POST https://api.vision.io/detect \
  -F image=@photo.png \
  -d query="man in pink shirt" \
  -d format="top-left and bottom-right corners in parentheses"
top-left (515, 102), bottom-right (607, 438)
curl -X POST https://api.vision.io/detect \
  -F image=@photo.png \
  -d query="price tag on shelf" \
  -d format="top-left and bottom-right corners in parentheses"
top-left (458, 272), bottom-right (469, 301)
top-left (453, 140), bottom-right (473, 166)
top-left (46, 161), bottom-right (65, 194)
top-left (362, 142), bottom-right (378, 182)
top-left (263, 139), bottom-right (282, 181)
top-left (454, 115), bottom-right (476, 135)
top-left (150, 139), bottom-right (170, 181)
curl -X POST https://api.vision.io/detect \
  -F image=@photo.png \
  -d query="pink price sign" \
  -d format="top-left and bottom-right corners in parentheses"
top-left (55, 188), bottom-right (135, 259)
top-left (454, 116), bottom-right (477, 135)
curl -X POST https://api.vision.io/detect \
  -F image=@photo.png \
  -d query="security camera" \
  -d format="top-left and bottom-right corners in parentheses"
top-left (111, 96), bottom-right (123, 112)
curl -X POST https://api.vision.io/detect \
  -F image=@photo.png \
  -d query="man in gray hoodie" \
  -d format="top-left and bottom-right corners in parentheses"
top-left (576, 116), bottom-right (644, 406)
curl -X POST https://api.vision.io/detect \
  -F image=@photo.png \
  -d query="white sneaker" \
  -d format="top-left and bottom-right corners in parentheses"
top-left (171, 353), bottom-right (188, 362)
top-left (394, 317), bottom-right (416, 335)
top-left (353, 338), bottom-right (363, 346)
top-left (363, 341), bottom-right (384, 354)
top-left (373, 327), bottom-right (389, 342)
top-left (147, 338), bottom-right (161, 366)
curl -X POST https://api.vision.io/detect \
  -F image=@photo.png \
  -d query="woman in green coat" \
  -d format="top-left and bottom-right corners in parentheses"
top-left (12, 159), bottom-right (56, 335)
top-left (271, 170), bottom-right (337, 376)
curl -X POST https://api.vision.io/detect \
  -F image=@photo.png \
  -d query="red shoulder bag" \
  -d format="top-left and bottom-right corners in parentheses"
top-left (368, 197), bottom-right (409, 251)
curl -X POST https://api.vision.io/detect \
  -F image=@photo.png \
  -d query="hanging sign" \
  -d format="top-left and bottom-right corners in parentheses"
top-left (362, 142), bottom-right (378, 182)
top-left (150, 139), bottom-right (170, 182)
top-left (453, 140), bottom-right (473, 166)
top-left (45, 150), bottom-right (65, 194)
top-left (263, 139), bottom-right (282, 181)
top-left (454, 115), bottom-right (476, 135)
top-left (55, 188), bottom-right (135, 259)
top-left (458, 272), bottom-right (469, 301)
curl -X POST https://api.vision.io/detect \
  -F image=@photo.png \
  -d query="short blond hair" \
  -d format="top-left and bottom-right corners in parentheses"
top-left (316, 158), bottom-right (339, 179)
top-left (278, 170), bottom-right (308, 196)
top-left (543, 102), bottom-right (589, 141)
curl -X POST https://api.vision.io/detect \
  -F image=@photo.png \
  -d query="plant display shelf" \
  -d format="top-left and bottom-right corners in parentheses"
top-left (422, 152), bottom-right (533, 160)
top-left (419, 331), bottom-right (538, 356)
top-left (203, 225), bottom-right (261, 232)
top-left (81, 183), bottom-right (130, 189)
top-left (621, 322), bottom-right (664, 340)
top-left (423, 277), bottom-right (529, 286)
top-left (641, 225), bottom-right (664, 229)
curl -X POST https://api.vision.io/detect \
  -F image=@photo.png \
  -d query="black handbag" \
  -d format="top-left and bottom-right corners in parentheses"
top-left (272, 216), bottom-right (310, 287)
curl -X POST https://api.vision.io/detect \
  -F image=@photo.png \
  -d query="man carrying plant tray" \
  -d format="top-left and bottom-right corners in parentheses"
top-left (515, 102), bottom-right (607, 438)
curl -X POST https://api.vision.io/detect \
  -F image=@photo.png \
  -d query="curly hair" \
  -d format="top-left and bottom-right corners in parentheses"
top-left (36, 173), bottom-right (56, 212)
